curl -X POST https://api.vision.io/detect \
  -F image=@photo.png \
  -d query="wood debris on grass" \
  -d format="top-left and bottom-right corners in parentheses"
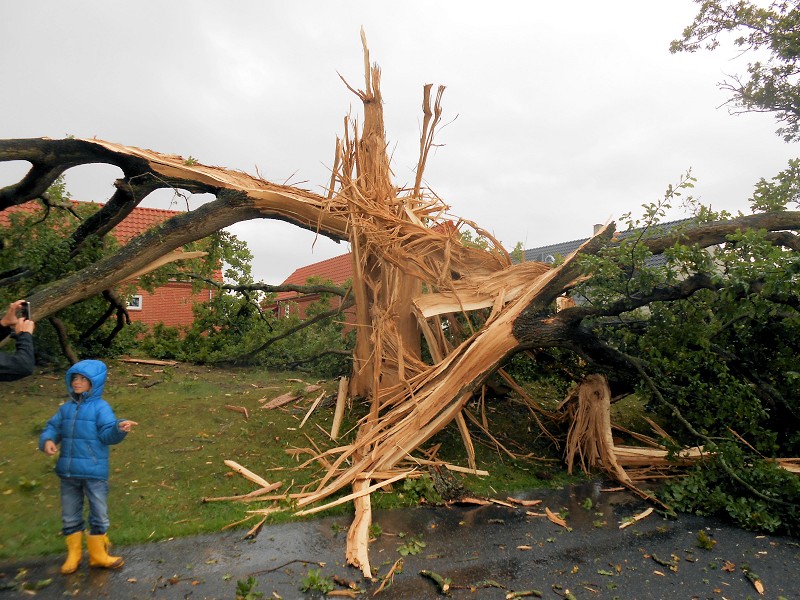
top-left (224, 404), bottom-right (249, 420)
top-left (330, 376), bottom-right (349, 440)
top-left (223, 460), bottom-right (275, 489)
top-left (201, 484), bottom-right (281, 503)
top-left (119, 357), bottom-right (178, 366)
top-left (299, 392), bottom-right (327, 428)
top-left (243, 515), bottom-right (268, 540)
top-left (260, 392), bottom-right (301, 409)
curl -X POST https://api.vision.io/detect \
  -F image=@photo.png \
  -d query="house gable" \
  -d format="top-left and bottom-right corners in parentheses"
top-left (276, 252), bottom-right (353, 321)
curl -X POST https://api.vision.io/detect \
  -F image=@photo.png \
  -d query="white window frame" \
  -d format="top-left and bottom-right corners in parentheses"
top-left (127, 294), bottom-right (143, 311)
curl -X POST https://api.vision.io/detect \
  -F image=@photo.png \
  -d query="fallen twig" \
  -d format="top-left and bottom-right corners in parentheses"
top-left (243, 515), bottom-right (267, 540)
top-left (619, 507), bottom-right (653, 529)
top-left (249, 559), bottom-right (324, 576)
top-left (742, 565), bottom-right (765, 595)
top-left (373, 558), bottom-right (403, 596)
top-left (507, 497), bottom-right (542, 507)
top-left (420, 570), bottom-right (451, 595)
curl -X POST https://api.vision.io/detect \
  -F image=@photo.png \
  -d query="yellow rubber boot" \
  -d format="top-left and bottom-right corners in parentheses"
top-left (86, 533), bottom-right (124, 569)
top-left (60, 531), bottom-right (83, 574)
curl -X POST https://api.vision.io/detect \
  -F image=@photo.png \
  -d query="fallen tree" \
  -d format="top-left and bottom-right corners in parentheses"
top-left (3, 35), bottom-right (800, 574)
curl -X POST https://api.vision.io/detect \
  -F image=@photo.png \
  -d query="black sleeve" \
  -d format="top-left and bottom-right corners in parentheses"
top-left (0, 332), bottom-right (35, 381)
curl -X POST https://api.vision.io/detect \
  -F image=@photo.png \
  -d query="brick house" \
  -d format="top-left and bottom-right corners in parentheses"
top-left (111, 205), bottom-right (218, 328)
top-left (1, 201), bottom-right (219, 328)
top-left (275, 252), bottom-right (354, 324)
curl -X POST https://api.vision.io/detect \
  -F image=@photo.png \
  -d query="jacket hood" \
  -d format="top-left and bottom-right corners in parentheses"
top-left (65, 359), bottom-right (107, 402)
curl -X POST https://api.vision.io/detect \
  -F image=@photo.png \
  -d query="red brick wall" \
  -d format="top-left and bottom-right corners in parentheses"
top-left (126, 281), bottom-right (214, 328)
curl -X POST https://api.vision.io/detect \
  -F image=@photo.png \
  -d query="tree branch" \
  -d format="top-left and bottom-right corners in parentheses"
top-left (230, 297), bottom-right (355, 364)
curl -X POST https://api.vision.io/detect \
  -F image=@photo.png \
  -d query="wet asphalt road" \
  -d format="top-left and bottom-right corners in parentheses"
top-left (1, 482), bottom-right (798, 599)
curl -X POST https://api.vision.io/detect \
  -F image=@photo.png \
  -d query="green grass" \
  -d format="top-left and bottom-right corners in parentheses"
top-left (0, 360), bottom-right (577, 561)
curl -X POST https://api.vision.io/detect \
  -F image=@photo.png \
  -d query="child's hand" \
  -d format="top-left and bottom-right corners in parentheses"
top-left (43, 440), bottom-right (58, 456)
top-left (118, 420), bottom-right (138, 433)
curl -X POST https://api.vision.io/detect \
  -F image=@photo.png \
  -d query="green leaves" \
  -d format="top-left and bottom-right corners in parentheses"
top-left (672, 0), bottom-right (800, 142)
top-left (299, 568), bottom-right (334, 594)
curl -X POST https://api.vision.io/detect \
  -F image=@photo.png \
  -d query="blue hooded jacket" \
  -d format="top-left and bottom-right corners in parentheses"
top-left (39, 360), bottom-right (127, 480)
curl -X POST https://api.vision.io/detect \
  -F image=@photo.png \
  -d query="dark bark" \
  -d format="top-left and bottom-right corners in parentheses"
top-left (641, 212), bottom-right (800, 254)
top-left (0, 138), bottom-right (152, 209)
top-left (49, 316), bottom-right (79, 365)
top-left (179, 273), bottom-right (350, 298)
top-left (276, 349), bottom-right (353, 370)
top-left (561, 273), bottom-right (719, 322)
top-left (78, 290), bottom-right (131, 349)
top-left (69, 176), bottom-right (163, 256)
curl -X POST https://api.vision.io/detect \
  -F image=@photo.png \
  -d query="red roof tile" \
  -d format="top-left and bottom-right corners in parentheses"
top-left (276, 252), bottom-right (352, 300)
top-left (0, 200), bottom-right (182, 243)
top-left (112, 206), bottom-right (182, 244)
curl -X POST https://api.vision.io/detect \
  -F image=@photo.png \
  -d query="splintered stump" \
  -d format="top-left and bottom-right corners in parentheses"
top-left (563, 374), bottom-right (630, 484)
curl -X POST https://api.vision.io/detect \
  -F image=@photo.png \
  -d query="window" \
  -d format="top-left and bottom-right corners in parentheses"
top-left (127, 295), bottom-right (143, 311)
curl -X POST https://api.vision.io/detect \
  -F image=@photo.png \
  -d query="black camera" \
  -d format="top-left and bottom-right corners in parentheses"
top-left (18, 301), bottom-right (30, 321)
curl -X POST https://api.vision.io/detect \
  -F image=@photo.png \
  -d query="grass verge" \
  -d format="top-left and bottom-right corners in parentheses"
top-left (0, 360), bottom-right (578, 561)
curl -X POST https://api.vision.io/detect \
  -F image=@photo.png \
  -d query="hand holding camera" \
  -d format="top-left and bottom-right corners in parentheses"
top-left (17, 301), bottom-right (31, 321)
top-left (2, 300), bottom-right (35, 335)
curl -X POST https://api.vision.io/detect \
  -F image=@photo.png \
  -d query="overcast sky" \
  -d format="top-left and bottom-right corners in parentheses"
top-left (1, 1), bottom-right (797, 284)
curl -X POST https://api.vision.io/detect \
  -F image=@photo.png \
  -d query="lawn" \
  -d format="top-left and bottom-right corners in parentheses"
top-left (0, 359), bottom-right (577, 561)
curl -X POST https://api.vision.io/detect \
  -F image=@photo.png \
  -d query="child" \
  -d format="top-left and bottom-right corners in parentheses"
top-left (39, 359), bottom-right (138, 574)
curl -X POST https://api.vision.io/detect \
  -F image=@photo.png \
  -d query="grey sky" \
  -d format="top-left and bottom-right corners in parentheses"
top-left (1, 1), bottom-right (796, 283)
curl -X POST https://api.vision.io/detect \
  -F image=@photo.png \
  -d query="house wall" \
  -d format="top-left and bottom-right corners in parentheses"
top-left (126, 281), bottom-right (214, 328)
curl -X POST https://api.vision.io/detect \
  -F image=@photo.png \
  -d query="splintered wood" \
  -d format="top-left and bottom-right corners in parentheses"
top-left (563, 374), bottom-right (630, 484)
top-left (560, 375), bottom-right (800, 490)
top-left (208, 37), bottom-right (619, 577)
top-left (206, 36), bottom-right (800, 579)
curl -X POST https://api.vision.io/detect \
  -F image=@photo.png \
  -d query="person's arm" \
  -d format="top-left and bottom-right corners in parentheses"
top-left (96, 402), bottom-right (129, 445)
top-left (0, 331), bottom-right (35, 381)
top-left (39, 410), bottom-right (63, 452)
top-left (0, 301), bottom-right (35, 381)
